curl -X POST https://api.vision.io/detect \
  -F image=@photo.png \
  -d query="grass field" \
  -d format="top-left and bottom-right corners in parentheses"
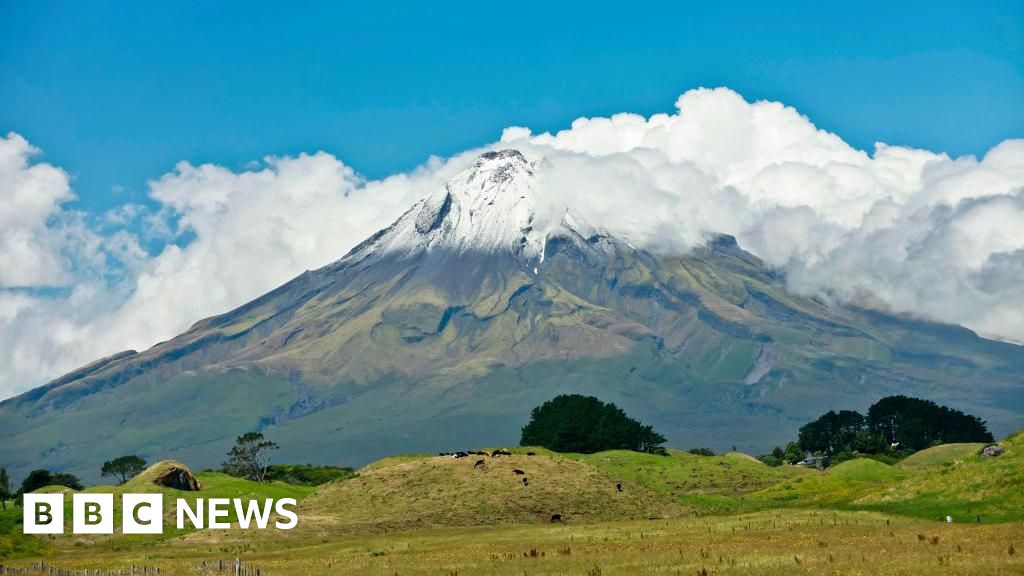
top-left (1, 432), bottom-right (1022, 574)
top-left (3, 510), bottom-right (1022, 575)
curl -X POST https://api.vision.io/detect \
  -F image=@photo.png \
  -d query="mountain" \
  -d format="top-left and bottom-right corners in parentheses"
top-left (3, 149), bottom-right (1024, 481)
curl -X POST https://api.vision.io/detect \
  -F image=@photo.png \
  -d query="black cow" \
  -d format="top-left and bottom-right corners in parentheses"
top-left (491, 449), bottom-right (512, 457)
top-left (616, 483), bottom-right (623, 492)
top-left (526, 452), bottom-right (536, 456)
top-left (513, 469), bottom-right (526, 475)
top-left (453, 451), bottom-right (469, 459)
top-left (474, 459), bottom-right (485, 468)
top-left (523, 477), bottom-right (529, 486)
top-left (550, 514), bottom-right (561, 523)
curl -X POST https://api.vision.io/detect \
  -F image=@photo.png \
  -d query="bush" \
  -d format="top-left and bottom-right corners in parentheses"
top-left (265, 464), bottom-right (355, 486)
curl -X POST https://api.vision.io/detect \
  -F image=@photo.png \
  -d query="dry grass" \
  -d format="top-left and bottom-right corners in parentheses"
top-left (6, 510), bottom-right (1023, 575)
top-left (294, 451), bottom-right (682, 535)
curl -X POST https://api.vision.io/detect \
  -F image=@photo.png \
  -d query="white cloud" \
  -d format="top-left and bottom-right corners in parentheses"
top-left (505, 88), bottom-right (1024, 345)
top-left (2, 87), bottom-right (1024, 400)
top-left (0, 133), bottom-right (76, 287)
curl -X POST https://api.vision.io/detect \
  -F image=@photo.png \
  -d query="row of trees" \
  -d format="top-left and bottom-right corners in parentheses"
top-left (3, 395), bottom-right (991, 495)
top-left (0, 467), bottom-right (85, 509)
top-left (758, 395), bottom-right (993, 466)
top-left (0, 431), bottom-right (341, 505)
top-left (0, 455), bottom-right (150, 509)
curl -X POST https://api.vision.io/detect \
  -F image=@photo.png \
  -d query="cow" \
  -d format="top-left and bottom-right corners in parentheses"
top-left (550, 514), bottom-right (561, 523)
top-left (513, 469), bottom-right (526, 475)
top-left (526, 452), bottom-right (536, 456)
top-left (474, 459), bottom-right (485, 468)
top-left (491, 449), bottom-right (512, 457)
top-left (616, 483), bottom-right (623, 492)
top-left (523, 477), bottom-right (529, 486)
top-left (453, 451), bottom-right (469, 459)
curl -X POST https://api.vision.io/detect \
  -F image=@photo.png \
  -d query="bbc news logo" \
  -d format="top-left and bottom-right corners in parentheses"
top-left (23, 493), bottom-right (298, 534)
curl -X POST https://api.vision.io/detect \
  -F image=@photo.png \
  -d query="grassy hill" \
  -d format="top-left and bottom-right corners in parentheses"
top-left (3, 435), bottom-right (1023, 574)
top-left (749, 458), bottom-right (907, 508)
top-left (897, 442), bottom-right (987, 472)
top-left (578, 449), bottom-right (813, 514)
top-left (855, 431), bottom-right (1024, 522)
top-left (297, 449), bottom-right (682, 535)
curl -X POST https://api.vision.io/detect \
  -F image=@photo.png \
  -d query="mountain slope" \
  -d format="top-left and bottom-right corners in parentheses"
top-left (3, 149), bottom-right (1024, 482)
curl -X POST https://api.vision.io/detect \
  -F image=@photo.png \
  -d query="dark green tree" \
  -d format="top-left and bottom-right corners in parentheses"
top-left (52, 472), bottom-right (83, 490)
top-left (18, 469), bottom-right (83, 494)
top-left (223, 432), bottom-right (279, 481)
top-left (798, 410), bottom-right (864, 455)
top-left (100, 455), bottom-right (148, 484)
top-left (867, 395), bottom-right (993, 451)
top-left (0, 467), bottom-right (10, 510)
top-left (520, 394), bottom-right (667, 455)
top-left (755, 446), bottom-right (783, 466)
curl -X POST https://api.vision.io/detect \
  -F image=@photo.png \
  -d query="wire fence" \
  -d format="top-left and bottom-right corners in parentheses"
top-left (0, 558), bottom-right (267, 576)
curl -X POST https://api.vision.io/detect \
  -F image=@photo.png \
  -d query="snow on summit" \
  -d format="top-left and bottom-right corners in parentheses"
top-left (338, 149), bottom-right (552, 268)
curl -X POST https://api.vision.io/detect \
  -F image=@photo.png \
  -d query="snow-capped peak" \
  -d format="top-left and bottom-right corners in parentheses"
top-left (340, 149), bottom-right (548, 268)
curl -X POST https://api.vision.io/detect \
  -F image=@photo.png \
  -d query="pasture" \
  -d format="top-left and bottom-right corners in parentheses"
top-left (1, 431), bottom-right (1022, 574)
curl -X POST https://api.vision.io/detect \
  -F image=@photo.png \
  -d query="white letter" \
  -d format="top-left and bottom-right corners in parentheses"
top-left (274, 498), bottom-right (298, 530)
top-left (208, 498), bottom-right (231, 529)
top-left (176, 498), bottom-right (203, 529)
top-left (234, 499), bottom-right (273, 529)
top-left (23, 493), bottom-right (64, 534)
top-left (72, 493), bottom-right (113, 534)
top-left (123, 494), bottom-right (163, 534)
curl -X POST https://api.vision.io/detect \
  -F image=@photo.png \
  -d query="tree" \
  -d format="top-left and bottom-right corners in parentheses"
top-left (0, 467), bottom-right (10, 510)
top-left (520, 394), bottom-right (667, 455)
top-left (798, 410), bottom-right (864, 455)
top-left (867, 395), bottom-right (993, 451)
top-left (223, 432), bottom-right (279, 482)
top-left (783, 441), bottom-right (804, 464)
top-left (52, 473), bottom-right (83, 490)
top-left (18, 469), bottom-right (83, 494)
top-left (101, 455), bottom-right (148, 484)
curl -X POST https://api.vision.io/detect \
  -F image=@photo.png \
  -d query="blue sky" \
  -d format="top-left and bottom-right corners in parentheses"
top-left (2, 0), bottom-right (1022, 214)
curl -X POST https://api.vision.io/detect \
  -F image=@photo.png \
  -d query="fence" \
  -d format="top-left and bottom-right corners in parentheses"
top-left (197, 559), bottom-right (264, 576)
top-left (0, 558), bottom-right (266, 576)
top-left (0, 563), bottom-right (162, 575)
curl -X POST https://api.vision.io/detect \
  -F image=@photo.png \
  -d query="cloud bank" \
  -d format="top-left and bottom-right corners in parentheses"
top-left (2, 87), bottom-right (1023, 400)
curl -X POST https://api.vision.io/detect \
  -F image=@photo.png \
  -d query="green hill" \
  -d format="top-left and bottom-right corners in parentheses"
top-left (579, 449), bottom-right (813, 514)
top-left (855, 432), bottom-right (1024, 522)
top-left (896, 442), bottom-right (987, 472)
top-left (748, 458), bottom-right (907, 508)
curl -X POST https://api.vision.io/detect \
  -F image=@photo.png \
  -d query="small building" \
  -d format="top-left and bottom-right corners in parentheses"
top-left (796, 451), bottom-right (826, 469)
